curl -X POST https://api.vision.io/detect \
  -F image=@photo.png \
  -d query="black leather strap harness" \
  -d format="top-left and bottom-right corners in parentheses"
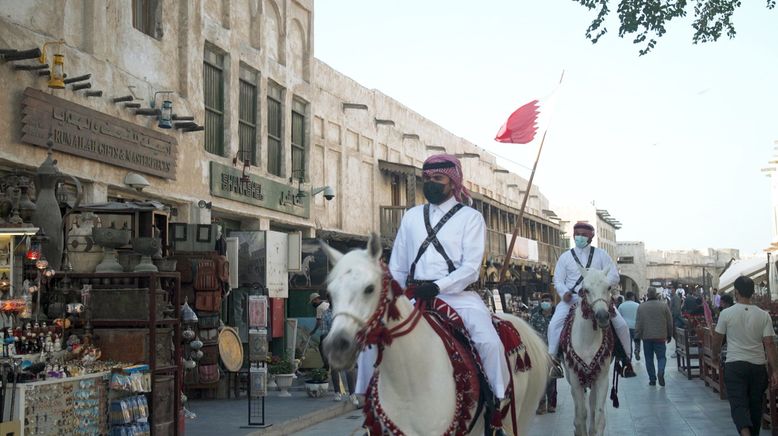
top-left (570, 246), bottom-right (595, 291)
top-left (408, 203), bottom-right (464, 281)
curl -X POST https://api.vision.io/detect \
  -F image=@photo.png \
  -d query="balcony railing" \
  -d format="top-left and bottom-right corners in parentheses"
top-left (380, 206), bottom-right (407, 240)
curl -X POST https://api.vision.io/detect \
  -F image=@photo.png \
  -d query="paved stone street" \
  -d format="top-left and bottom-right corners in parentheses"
top-left (300, 341), bottom-right (772, 435)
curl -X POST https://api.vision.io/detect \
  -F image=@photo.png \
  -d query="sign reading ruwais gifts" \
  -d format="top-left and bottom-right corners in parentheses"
top-left (21, 87), bottom-right (177, 179)
top-left (210, 161), bottom-right (310, 218)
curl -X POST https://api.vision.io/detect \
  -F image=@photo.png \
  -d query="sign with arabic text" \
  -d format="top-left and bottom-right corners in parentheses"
top-left (21, 87), bottom-right (177, 179)
top-left (210, 161), bottom-right (310, 218)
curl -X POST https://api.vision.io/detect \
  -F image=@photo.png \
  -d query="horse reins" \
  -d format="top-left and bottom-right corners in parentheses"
top-left (333, 266), bottom-right (423, 367)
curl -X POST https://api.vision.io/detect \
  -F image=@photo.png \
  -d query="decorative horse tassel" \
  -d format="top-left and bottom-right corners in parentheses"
top-left (515, 354), bottom-right (525, 372)
top-left (387, 300), bottom-right (401, 321)
top-left (610, 386), bottom-right (619, 408)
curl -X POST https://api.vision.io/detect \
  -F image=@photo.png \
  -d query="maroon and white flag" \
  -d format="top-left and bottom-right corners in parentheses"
top-left (494, 99), bottom-right (542, 144)
top-left (494, 78), bottom-right (563, 145)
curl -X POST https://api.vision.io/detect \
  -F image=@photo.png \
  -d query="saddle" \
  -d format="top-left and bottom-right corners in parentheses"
top-left (423, 298), bottom-right (533, 432)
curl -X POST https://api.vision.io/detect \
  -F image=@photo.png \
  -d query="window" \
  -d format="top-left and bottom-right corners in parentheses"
top-left (238, 66), bottom-right (258, 165)
top-left (291, 98), bottom-right (307, 181)
top-left (204, 47), bottom-right (225, 156)
top-left (267, 82), bottom-right (283, 177)
top-left (131, 0), bottom-right (161, 38)
top-left (390, 175), bottom-right (401, 206)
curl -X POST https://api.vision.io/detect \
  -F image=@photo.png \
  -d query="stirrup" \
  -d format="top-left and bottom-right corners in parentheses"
top-left (549, 358), bottom-right (564, 379)
top-left (620, 360), bottom-right (637, 378)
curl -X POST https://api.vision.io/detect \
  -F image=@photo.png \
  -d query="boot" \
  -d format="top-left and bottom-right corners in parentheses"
top-left (621, 359), bottom-right (637, 378)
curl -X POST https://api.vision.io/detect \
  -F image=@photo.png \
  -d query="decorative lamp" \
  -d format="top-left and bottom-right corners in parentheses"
top-left (35, 258), bottom-right (49, 270)
top-left (158, 100), bottom-right (173, 129)
top-left (152, 91), bottom-right (174, 129)
top-left (48, 53), bottom-right (65, 89)
top-left (25, 248), bottom-right (40, 261)
top-left (39, 40), bottom-right (66, 89)
top-left (0, 273), bottom-right (9, 290)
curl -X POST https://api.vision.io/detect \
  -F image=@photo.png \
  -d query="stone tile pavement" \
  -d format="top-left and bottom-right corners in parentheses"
top-left (300, 341), bottom-right (774, 435)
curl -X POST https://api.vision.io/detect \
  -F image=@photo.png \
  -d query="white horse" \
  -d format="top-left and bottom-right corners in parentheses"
top-left (321, 234), bottom-right (549, 435)
top-left (560, 266), bottom-right (619, 436)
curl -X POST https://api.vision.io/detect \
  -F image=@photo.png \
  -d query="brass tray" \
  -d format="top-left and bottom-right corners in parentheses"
top-left (218, 326), bottom-right (243, 372)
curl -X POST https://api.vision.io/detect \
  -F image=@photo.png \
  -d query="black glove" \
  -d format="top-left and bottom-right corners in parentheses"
top-left (414, 283), bottom-right (440, 302)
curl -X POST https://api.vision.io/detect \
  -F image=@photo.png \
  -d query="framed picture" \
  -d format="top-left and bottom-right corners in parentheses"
top-left (196, 224), bottom-right (212, 242)
top-left (248, 295), bottom-right (268, 328)
top-left (249, 328), bottom-right (268, 362)
top-left (171, 223), bottom-right (188, 241)
top-left (249, 366), bottom-right (267, 398)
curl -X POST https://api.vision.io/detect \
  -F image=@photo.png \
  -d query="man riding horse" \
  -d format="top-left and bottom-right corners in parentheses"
top-left (548, 221), bottom-right (636, 378)
top-left (356, 153), bottom-right (510, 434)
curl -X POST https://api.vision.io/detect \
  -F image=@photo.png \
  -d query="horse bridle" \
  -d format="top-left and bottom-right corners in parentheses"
top-left (579, 288), bottom-right (615, 330)
top-left (330, 267), bottom-right (423, 366)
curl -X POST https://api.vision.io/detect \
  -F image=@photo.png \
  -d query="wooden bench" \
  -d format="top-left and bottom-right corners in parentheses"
top-left (699, 327), bottom-right (725, 399)
top-left (675, 326), bottom-right (701, 380)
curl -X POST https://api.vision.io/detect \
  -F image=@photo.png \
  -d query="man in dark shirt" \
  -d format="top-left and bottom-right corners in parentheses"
top-left (682, 287), bottom-right (704, 316)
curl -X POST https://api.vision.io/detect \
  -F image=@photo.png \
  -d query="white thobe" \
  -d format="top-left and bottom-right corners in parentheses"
top-left (547, 246), bottom-right (632, 357)
top-left (356, 196), bottom-right (509, 398)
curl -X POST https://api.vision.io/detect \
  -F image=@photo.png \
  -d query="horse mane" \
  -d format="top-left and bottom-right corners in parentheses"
top-left (582, 268), bottom-right (610, 294)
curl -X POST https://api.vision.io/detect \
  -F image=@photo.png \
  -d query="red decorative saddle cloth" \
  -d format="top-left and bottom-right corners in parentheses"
top-left (427, 298), bottom-right (532, 372)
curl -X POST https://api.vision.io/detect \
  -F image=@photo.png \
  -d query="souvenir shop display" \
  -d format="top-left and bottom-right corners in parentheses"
top-left (110, 366), bottom-right (152, 436)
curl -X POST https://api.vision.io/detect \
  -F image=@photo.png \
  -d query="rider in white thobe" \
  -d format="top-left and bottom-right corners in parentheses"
top-left (547, 221), bottom-right (632, 376)
top-left (355, 155), bottom-right (510, 403)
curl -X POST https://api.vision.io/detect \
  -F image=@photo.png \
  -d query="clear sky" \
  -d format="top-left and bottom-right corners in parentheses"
top-left (314, 1), bottom-right (778, 256)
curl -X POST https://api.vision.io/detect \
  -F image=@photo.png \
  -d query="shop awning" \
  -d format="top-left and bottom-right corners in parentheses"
top-left (378, 160), bottom-right (422, 177)
top-left (719, 255), bottom-right (767, 293)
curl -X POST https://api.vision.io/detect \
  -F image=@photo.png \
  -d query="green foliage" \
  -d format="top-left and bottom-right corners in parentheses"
top-left (267, 355), bottom-right (295, 375)
top-left (573, 0), bottom-right (775, 55)
top-left (306, 368), bottom-right (329, 383)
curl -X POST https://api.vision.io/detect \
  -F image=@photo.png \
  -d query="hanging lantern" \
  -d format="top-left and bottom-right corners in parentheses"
top-left (48, 53), bottom-right (65, 89)
top-left (0, 273), bottom-right (9, 290)
top-left (25, 248), bottom-right (40, 261)
top-left (158, 100), bottom-right (173, 129)
top-left (40, 41), bottom-right (66, 90)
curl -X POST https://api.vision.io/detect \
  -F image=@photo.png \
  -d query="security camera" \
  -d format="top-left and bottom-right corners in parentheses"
top-left (323, 186), bottom-right (335, 201)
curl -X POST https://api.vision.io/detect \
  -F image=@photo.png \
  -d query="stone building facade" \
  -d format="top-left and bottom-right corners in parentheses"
top-left (645, 248), bottom-right (738, 290)
top-left (616, 241), bottom-right (647, 296)
top-left (0, 0), bottom-right (563, 270)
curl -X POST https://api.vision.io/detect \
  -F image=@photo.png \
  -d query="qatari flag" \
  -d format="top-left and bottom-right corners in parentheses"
top-left (494, 77), bottom-right (562, 145)
top-left (494, 99), bottom-right (541, 144)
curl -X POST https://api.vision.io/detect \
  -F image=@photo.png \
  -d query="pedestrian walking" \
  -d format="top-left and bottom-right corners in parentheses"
top-left (530, 293), bottom-right (557, 414)
top-left (635, 287), bottom-right (673, 386)
top-left (309, 292), bottom-right (331, 369)
top-left (319, 295), bottom-right (359, 405)
top-left (713, 276), bottom-right (778, 436)
top-left (713, 288), bottom-right (721, 308)
top-left (618, 291), bottom-right (641, 360)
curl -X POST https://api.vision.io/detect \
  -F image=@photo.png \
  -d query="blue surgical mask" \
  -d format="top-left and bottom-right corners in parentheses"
top-left (574, 235), bottom-right (589, 249)
top-left (540, 301), bottom-right (552, 310)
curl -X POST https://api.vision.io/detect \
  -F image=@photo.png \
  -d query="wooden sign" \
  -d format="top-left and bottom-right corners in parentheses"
top-left (21, 87), bottom-right (177, 179)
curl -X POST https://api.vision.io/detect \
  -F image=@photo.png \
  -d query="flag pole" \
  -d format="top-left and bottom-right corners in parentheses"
top-left (498, 130), bottom-right (548, 283)
top-left (498, 70), bottom-right (564, 284)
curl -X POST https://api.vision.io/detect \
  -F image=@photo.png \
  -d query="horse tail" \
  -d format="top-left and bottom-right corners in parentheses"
top-left (499, 314), bottom-right (550, 436)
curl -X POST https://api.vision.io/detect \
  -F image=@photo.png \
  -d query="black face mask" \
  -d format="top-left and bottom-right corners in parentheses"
top-left (423, 181), bottom-right (448, 204)
top-left (311, 302), bottom-right (319, 308)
